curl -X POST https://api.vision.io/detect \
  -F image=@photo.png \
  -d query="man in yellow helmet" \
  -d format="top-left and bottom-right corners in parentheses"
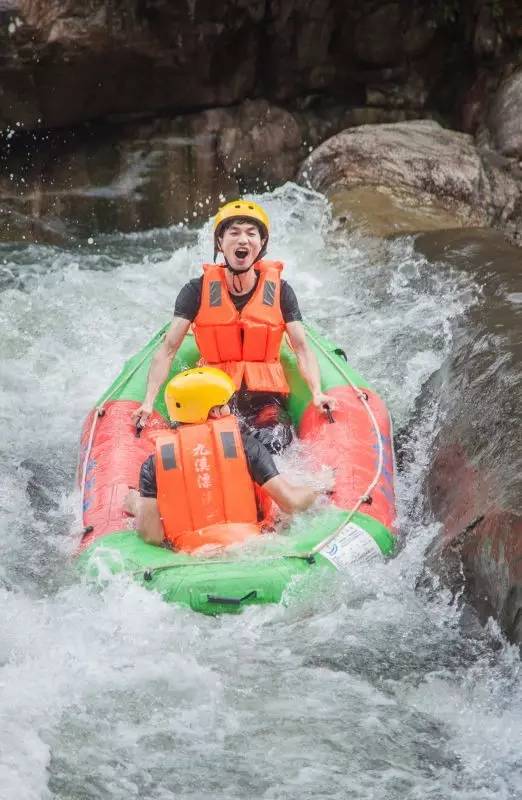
top-left (124, 367), bottom-right (332, 548)
top-left (132, 199), bottom-right (332, 452)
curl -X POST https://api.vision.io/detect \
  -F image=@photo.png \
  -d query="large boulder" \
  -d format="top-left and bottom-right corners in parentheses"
top-left (415, 229), bottom-right (522, 645)
top-left (488, 68), bottom-right (522, 158)
top-left (298, 119), bottom-right (522, 238)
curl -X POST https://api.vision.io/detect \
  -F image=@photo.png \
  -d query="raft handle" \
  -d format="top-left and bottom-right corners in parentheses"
top-left (206, 590), bottom-right (258, 606)
top-left (333, 348), bottom-right (348, 362)
top-left (135, 417), bottom-right (145, 438)
top-left (324, 403), bottom-right (335, 424)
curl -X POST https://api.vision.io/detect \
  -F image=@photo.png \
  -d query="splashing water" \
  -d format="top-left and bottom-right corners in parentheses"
top-left (0, 184), bottom-right (520, 800)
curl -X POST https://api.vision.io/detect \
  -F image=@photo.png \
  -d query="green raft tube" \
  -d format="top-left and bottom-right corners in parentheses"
top-left (76, 324), bottom-right (396, 614)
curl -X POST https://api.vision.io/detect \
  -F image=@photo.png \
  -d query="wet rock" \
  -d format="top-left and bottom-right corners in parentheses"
top-left (354, 4), bottom-right (403, 66)
top-left (488, 68), bottom-right (522, 158)
top-left (458, 1), bottom-right (522, 137)
top-left (215, 101), bottom-right (302, 186)
top-left (0, 0), bottom-right (519, 132)
top-left (0, 204), bottom-right (70, 246)
top-left (298, 119), bottom-right (522, 239)
top-left (0, 0), bottom-right (266, 129)
top-left (473, 2), bottom-right (503, 59)
top-left (6, 110), bottom-right (518, 245)
top-left (0, 100), bottom-right (423, 241)
top-left (415, 228), bottom-right (522, 646)
top-left (0, 1), bottom-right (346, 129)
top-left (460, 72), bottom-right (496, 135)
top-left (0, 103), bottom-right (302, 239)
top-left (365, 73), bottom-right (428, 110)
top-left (0, 116), bottom-right (239, 238)
top-left (207, 100), bottom-right (417, 187)
top-left (353, 3), bottom-right (437, 67)
top-left (0, 2), bottom-right (520, 242)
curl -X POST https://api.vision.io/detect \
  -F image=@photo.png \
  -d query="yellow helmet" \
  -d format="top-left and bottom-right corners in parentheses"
top-left (214, 199), bottom-right (270, 238)
top-left (164, 367), bottom-right (236, 424)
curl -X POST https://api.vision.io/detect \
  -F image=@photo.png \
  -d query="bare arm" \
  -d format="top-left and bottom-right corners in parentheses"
top-left (262, 474), bottom-right (325, 514)
top-left (136, 497), bottom-right (165, 545)
top-left (285, 321), bottom-right (333, 409)
top-left (132, 317), bottom-right (191, 424)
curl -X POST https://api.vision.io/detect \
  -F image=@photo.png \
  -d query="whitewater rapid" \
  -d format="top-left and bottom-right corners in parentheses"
top-left (0, 185), bottom-right (520, 800)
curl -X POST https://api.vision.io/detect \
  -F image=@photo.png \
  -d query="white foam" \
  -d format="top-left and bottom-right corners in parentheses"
top-left (0, 184), bottom-right (519, 800)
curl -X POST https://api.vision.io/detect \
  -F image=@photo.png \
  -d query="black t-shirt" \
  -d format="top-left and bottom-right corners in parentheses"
top-left (140, 428), bottom-right (279, 498)
top-left (174, 275), bottom-right (302, 323)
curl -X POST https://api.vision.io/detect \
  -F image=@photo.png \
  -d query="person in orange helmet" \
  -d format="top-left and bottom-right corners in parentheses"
top-left (124, 368), bottom-right (333, 548)
top-left (132, 199), bottom-right (333, 453)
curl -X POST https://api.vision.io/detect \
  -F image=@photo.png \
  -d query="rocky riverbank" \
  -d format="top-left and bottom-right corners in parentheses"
top-left (0, 100), bottom-right (418, 243)
top-left (414, 229), bottom-right (522, 646)
top-left (1, 0), bottom-right (522, 244)
top-left (1, 0), bottom-right (518, 132)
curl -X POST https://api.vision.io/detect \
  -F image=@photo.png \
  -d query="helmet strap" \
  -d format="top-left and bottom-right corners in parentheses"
top-left (219, 254), bottom-right (256, 294)
top-left (225, 258), bottom-right (249, 293)
top-left (232, 272), bottom-right (243, 293)
top-left (257, 239), bottom-right (268, 260)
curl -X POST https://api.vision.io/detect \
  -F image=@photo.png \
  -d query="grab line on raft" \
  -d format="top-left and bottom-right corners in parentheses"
top-left (297, 325), bottom-right (386, 560)
top-left (133, 327), bottom-right (387, 579)
top-left (134, 552), bottom-right (316, 581)
top-left (78, 327), bottom-right (169, 532)
top-left (80, 324), bottom-right (385, 573)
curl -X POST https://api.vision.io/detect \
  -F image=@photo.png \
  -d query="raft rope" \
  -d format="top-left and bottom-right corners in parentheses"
top-left (81, 324), bottom-right (385, 576)
top-left (132, 327), bottom-right (386, 580)
top-left (297, 326), bottom-right (385, 560)
top-left (131, 554), bottom-right (308, 581)
top-left (79, 328), bottom-right (169, 530)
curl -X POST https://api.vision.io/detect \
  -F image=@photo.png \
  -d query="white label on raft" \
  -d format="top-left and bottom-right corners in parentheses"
top-left (320, 523), bottom-right (383, 570)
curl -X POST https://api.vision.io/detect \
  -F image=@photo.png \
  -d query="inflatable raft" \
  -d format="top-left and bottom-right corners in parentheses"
top-left (76, 324), bottom-right (396, 614)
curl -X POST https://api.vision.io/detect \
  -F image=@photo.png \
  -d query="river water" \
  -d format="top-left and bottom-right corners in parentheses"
top-left (0, 184), bottom-right (520, 799)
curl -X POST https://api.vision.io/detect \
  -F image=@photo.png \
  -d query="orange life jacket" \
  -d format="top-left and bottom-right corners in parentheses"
top-left (155, 416), bottom-right (261, 552)
top-left (192, 260), bottom-right (289, 394)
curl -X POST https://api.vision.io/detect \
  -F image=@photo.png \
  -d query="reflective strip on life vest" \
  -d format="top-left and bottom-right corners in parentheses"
top-left (193, 261), bottom-right (289, 393)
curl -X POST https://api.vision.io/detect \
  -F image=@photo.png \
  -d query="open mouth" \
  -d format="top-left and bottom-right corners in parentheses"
top-left (234, 248), bottom-right (249, 260)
